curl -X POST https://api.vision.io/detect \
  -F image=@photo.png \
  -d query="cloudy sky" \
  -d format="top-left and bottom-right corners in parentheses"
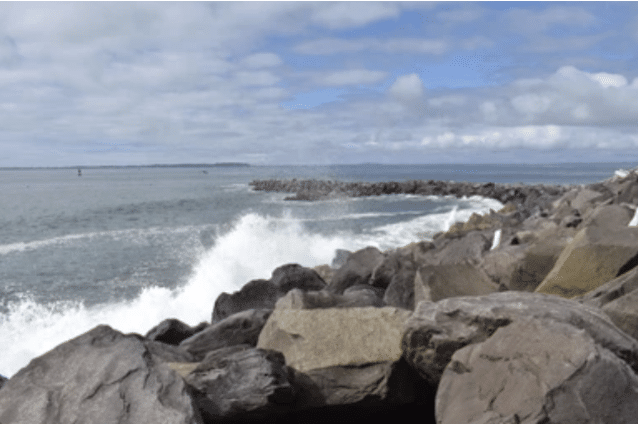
top-left (2, 1), bottom-right (638, 167)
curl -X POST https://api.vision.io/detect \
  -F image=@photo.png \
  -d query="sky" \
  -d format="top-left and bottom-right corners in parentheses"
top-left (2, 1), bottom-right (638, 167)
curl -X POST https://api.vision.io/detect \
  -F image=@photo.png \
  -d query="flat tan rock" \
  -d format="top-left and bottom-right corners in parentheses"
top-left (257, 307), bottom-right (411, 372)
top-left (536, 225), bottom-right (638, 298)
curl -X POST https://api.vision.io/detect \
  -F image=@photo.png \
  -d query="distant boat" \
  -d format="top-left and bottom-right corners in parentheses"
top-left (78, 168), bottom-right (82, 177)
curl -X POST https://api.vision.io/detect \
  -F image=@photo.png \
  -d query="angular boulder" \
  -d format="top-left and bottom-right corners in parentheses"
top-left (402, 292), bottom-right (638, 386)
top-left (328, 247), bottom-right (384, 294)
top-left (184, 345), bottom-right (295, 421)
top-left (270, 263), bottom-right (326, 292)
top-left (145, 318), bottom-right (208, 345)
top-left (180, 309), bottom-right (271, 361)
top-left (275, 287), bottom-right (383, 310)
top-left (436, 318), bottom-right (638, 424)
top-left (212, 279), bottom-right (279, 322)
top-left (258, 307), bottom-right (411, 372)
top-left (535, 223), bottom-right (638, 298)
top-left (414, 261), bottom-right (499, 304)
top-left (0, 325), bottom-right (202, 424)
top-left (578, 266), bottom-right (638, 340)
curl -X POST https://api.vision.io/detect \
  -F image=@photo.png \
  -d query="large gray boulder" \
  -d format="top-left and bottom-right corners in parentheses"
top-left (0, 325), bottom-right (202, 424)
top-left (270, 263), bottom-right (326, 292)
top-left (145, 318), bottom-right (208, 346)
top-left (258, 307), bottom-right (411, 372)
top-left (535, 212), bottom-right (638, 298)
top-left (212, 279), bottom-right (279, 322)
top-left (414, 261), bottom-right (499, 304)
top-left (328, 247), bottom-right (385, 294)
top-left (579, 265), bottom-right (638, 340)
top-left (183, 345), bottom-right (295, 421)
top-left (212, 264), bottom-right (328, 322)
top-left (180, 309), bottom-right (271, 361)
top-left (436, 318), bottom-right (638, 424)
top-left (275, 287), bottom-right (383, 310)
top-left (402, 292), bottom-right (638, 386)
top-left (258, 307), bottom-right (422, 413)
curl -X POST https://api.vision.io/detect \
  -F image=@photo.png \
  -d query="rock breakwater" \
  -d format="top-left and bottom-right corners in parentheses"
top-left (4, 168), bottom-right (638, 423)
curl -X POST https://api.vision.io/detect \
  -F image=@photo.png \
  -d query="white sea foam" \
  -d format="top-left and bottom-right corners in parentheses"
top-left (0, 195), bottom-right (502, 378)
top-left (0, 213), bottom-right (353, 377)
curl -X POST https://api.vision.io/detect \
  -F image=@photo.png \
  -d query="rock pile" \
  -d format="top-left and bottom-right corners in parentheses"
top-left (4, 168), bottom-right (638, 423)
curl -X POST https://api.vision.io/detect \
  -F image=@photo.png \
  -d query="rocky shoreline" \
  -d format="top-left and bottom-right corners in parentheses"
top-left (4, 168), bottom-right (638, 423)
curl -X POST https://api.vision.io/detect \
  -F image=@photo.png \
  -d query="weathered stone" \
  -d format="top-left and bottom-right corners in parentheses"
top-left (144, 338), bottom-right (196, 363)
top-left (258, 307), bottom-right (411, 372)
top-left (180, 309), bottom-right (271, 361)
top-left (0, 325), bottom-right (202, 424)
top-left (414, 261), bottom-right (499, 304)
top-left (275, 288), bottom-right (383, 310)
top-left (145, 318), bottom-right (208, 345)
top-left (329, 247), bottom-right (385, 294)
top-left (578, 264), bottom-right (638, 309)
top-left (571, 187), bottom-right (606, 214)
top-left (402, 292), bottom-right (638, 386)
top-left (0, 374), bottom-right (6, 391)
top-left (212, 279), bottom-right (279, 322)
top-left (433, 231), bottom-right (493, 265)
top-left (313, 264), bottom-right (334, 285)
top-left (292, 359), bottom-right (420, 409)
top-left (536, 223), bottom-right (638, 298)
top-left (436, 318), bottom-right (638, 424)
top-left (185, 346), bottom-right (295, 421)
top-left (270, 263), bottom-right (326, 292)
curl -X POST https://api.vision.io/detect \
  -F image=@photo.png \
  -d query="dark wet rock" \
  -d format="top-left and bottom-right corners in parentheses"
top-left (180, 309), bottom-right (271, 361)
top-left (144, 338), bottom-right (196, 363)
top-left (184, 346), bottom-right (295, 422)
top-left (436, 317), bottom-right (638, 424)
top-left (291, 358), bottom-right (423, 410)
top-left (0, 325), bottom-right (203, 424)
top-left (402, 292), bottom-right (638, 386)
top-left (212, 279), bottom-right (279, 322)
top-left (270, 263), bottom-right (326, 292)
top-left (145, 318), bottom-right (208, 345)
top-left (0, 374), bottom-right (6, 391)
top-left (331, 249), bottom-right (352, 269)
top-left (328, 247), bottom-right (385, 294)
top-left (212, 264), bottom-right (328, 323)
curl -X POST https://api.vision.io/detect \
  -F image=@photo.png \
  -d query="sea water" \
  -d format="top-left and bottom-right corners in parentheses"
top-left (0, 163), bottom-right (633, 377)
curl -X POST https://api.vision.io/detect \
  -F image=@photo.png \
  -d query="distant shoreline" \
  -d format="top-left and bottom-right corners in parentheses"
top-left (0, 163), bottom-right (251, 170)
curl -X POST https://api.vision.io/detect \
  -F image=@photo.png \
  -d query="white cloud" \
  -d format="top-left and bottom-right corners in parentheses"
top-left (235, 71), bottom-right (280, 87)
top-left (507, 5), bottom-right (597, 33)
top-left (317, 69), bottom-right (387, 86)
top-left (511, 94), bottom-right (552, 117)
top-left (241, 53), bottom-right (283, 69)
top-left (310, 2), bottom-right (400, 29)
top-left (293, 37), bottom-right (448, 55)
top-left (437, 8), bottom-right (484, 23)
top-left (389, 73), bottom-right (424, 102)
top-left (429, 95), bottom-right (466, 107)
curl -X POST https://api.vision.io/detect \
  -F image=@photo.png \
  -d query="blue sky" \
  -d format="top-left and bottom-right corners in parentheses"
top-left (2, 1), bottom-right (638, 166)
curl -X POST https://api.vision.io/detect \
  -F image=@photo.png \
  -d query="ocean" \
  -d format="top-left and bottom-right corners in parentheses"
top-left (0, 162), bottom-right (633, 377)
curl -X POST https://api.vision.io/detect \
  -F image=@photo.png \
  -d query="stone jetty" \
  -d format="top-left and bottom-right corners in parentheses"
top-left (3, 168), bottom-right (638, 423)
